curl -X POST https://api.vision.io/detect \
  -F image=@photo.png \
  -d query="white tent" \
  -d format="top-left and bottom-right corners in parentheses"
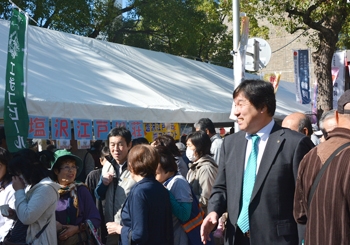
top-left (0, 20), bottom-right (311, 123)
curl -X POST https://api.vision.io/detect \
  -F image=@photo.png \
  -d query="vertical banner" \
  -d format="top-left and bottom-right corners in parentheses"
top-left (332, 51), bottom-right (346, 109)
top-left (293, 49), bottom-right (311, 104)
top-left (4, 9), bottom-right (29, 152)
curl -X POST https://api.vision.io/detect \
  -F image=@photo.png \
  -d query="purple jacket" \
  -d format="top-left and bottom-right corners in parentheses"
top-left (56, 185), bottom-right (101, 229)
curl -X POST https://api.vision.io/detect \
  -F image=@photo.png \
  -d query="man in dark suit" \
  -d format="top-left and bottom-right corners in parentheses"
top-left (200, 79), bottom-right (314, 245)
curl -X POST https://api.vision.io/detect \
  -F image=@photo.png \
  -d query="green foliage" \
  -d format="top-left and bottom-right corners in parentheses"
top-left (0, 0), bottom-right (94, 35)
top-left (0, 0), bottom-right (235, 68)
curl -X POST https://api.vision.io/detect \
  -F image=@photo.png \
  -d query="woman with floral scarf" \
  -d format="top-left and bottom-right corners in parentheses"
top-left (51, 150), bottom-right (101, 245)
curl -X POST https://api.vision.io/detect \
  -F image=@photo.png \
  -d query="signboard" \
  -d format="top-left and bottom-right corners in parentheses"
top-left (144, 123), bottom-right (180, 143)
top-left (293, 49), bottom-right (311, 104)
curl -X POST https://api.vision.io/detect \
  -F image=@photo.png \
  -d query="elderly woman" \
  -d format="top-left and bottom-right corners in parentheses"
top-left (51, 149), bottom-right (101, 244)
top-left (0, 147), bottom-right (15, 242)
top-left (186, 131), bottom-right (218, 215)
top-left (5, 149), bottom-right (60, 245)
top-left (110, 145), bottom-right (174, 245)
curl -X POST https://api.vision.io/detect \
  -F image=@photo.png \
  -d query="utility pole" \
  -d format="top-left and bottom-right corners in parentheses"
top-left (233, 0), bottom-right (240, 132)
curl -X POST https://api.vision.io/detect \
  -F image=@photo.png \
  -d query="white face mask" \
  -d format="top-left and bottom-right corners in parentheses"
top-left (186, 148), bottom-right (197, 162)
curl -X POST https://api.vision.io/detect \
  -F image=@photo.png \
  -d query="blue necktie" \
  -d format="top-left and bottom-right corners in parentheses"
top-left (237, 134), bottom-right (260, 233)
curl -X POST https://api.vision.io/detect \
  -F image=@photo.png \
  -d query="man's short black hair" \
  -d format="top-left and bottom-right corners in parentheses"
top-left (195, 118), bottom-right (216, 134)
top-left (107, 127), bottom-right (132, 145)
top-left (233, 79), bottom-right (276, 117)
top-left (298, 115), bottom-right (313, 137)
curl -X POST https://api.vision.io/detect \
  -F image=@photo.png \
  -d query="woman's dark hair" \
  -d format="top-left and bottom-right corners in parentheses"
top-left (128, 145), bottom-right (159, 177)
top-left (233, 79), bottom-right (276, 117)
top-left (155, 145), bottom-right (178, 173)
top-left (37, 150), bottom-right (55, 169)
top-left (186, 131), bottom-right (212, 159)
top-left (8, 149), bottom-right (51, 186)
top-left (132, 137), bottom-right (149, 147)
top-left (153, 135), bottom-right (181, 157)
top-left (100, 146), bottom-right (110, 159)
top-left (0, 147), bottom-right (12, 189)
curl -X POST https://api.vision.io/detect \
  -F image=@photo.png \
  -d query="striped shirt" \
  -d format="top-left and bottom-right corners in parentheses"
top-left (294, 127), bottom-right (350, 245)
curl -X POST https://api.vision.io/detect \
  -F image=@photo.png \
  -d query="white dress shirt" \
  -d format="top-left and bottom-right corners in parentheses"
top-left (244, 120), bottom-right (274, 174)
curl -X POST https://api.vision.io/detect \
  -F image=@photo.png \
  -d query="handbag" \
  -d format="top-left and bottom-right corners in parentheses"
top-left (57, 220), bottom-right (103, 245)
top-left (2, 219), bottom-right (49, 245)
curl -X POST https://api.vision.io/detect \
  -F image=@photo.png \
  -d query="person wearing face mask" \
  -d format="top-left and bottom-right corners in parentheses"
top-left (186, 131), bottom-right (218, 215)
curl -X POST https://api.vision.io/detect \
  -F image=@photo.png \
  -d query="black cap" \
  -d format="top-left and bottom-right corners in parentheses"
top-left (337, 90), bottom-right (350, 114)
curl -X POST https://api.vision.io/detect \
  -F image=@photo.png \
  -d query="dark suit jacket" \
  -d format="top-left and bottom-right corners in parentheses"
top-left (208, 122), bottom-right (314, 245)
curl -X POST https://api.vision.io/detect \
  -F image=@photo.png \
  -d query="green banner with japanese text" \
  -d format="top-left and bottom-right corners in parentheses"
top-left (4, 8), bottom-right (29, 153)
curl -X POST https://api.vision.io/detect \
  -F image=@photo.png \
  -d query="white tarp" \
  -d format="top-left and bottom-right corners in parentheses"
top-left (0, 19), bottom-right (310, 123)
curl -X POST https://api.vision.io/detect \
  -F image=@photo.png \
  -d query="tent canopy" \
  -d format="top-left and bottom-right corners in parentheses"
top-left (0, 20), bottom-right (310, 123)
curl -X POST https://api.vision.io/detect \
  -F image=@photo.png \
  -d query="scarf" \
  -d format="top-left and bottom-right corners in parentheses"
top-left (58, 181), bottom-right (87, 217)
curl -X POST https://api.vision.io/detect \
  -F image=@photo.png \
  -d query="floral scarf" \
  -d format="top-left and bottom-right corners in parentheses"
top-left (58, 181), bottom-right (88, 217)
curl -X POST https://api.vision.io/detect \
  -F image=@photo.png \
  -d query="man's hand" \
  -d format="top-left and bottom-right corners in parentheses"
top-left (106, 222), bottom-right (122, 235)
top-left (201, 211), bottom-right (218, 244)
top-left (102, 172), bottom-right (114, 186)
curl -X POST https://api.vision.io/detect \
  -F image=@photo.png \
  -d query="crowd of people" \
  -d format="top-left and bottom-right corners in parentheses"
top-left (1, 79), bottom-right (350, 245)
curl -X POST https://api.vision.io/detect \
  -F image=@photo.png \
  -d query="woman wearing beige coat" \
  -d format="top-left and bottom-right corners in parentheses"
top-left (186, 131), bottom-right (218, 215)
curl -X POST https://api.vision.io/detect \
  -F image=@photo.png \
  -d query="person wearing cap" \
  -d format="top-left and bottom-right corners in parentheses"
top-left (52, 149), bottom-right (101, 244)
top-left (294, 89), bottom-right (350, 245)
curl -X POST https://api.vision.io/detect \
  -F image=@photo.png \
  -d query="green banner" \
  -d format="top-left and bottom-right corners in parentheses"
top-left (4, 8), bottom-right (29, 153)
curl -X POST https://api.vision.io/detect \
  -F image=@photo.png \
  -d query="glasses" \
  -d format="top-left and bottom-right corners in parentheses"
top-left (60, 166), bottom-right (79, 171)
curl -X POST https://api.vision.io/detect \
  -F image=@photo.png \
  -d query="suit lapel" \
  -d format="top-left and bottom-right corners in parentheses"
top-left (234, 132), bottom-right (248, 195)
top-left (250, 124), bottom-right (285, 202)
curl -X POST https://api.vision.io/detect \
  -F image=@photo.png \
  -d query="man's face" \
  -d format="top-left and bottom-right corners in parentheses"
top-left (234, 92), bottom-right (264, 134)
top-left (109, 136), bottom-right (132, 165)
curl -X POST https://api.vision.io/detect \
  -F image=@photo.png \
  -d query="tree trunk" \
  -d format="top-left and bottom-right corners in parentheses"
top-left (312, 31), bottom-right (338, 120)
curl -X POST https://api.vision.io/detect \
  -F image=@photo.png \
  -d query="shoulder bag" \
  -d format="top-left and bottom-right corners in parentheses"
top-left (307, 142), bottom-right (350, 208)
top-left (2, 219), bottom-right (49, 245)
